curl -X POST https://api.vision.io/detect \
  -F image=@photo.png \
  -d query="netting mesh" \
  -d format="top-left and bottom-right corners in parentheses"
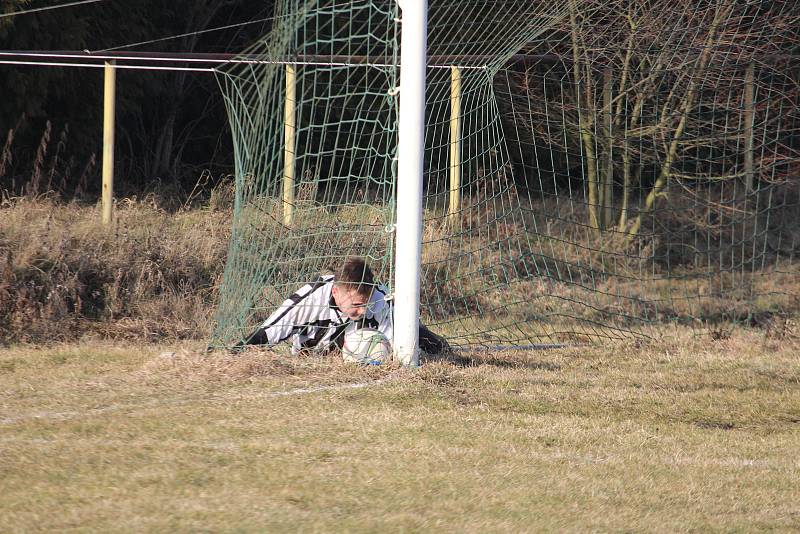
top-left (212, 0), bottom-right (399, 345)
top-left (212, 0), bottom-right (799, 349)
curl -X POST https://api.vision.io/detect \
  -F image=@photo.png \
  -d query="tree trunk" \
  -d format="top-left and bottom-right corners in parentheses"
top-left (626, 2), bottom-right (729, 241)
top-left (603, 66), bottom-right (614, 229)
top-left (569, 0), bottom-right (599, 233)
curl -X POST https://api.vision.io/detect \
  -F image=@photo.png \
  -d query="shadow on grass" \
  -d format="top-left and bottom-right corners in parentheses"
top-left (424, 349), bottom-right (563, 371)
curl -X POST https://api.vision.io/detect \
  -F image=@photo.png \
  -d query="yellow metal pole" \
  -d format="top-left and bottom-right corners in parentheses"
top-left (283, 63), bottom-right (296, 227)
top-left (448, 66), bottom-right (462, 226)
top-left (102, 60), bottom-right (116, 225)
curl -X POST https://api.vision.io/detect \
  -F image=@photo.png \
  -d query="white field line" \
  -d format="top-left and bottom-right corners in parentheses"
top-left (0, 378), bottom-right (394, 426)
top-left (247, 379), bottom-right (390, 398)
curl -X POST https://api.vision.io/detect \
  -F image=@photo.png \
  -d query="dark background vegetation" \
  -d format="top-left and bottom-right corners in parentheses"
top-left (1, 0), bottom-right (798, 212)
top-left (0, 0), bottom-right (277, 202)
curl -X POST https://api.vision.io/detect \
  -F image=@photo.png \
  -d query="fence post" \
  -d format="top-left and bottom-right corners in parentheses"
top-left (283, 63), bottom-right (296, 226)
top-left (744, 60), bottom-right (755, 193)
top-left (448, 65), bottom-right (462, 227)
top-left (102, 60), bottom-right (116, 225)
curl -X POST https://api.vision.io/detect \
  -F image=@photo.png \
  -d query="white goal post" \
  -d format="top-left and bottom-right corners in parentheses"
top-left (393, 0), bottom-right (428, 367)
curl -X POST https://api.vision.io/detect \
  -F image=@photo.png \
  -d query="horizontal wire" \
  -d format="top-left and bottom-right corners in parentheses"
top-left (98, 13), bottom-right (295, 53)
top-left (0, 51), bottom-right (489, 70)
top-left (0, 59), bottom-right (216, 73)
top-left (0, 0), bottom-right (105, 19)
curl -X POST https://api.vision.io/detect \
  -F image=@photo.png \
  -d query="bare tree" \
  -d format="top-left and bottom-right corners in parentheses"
top-left (504, 0), bottom-right (800, 254)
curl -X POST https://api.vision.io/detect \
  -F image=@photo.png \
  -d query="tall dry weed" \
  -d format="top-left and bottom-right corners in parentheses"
top-left (26, 121), bottom-right (51, 198)
top-left (73, 153), bottom-right (96, 199)
top-left (46, 124), bottom-right (69, 194)
top-left (0, 129), bottom-right (14, 183)
top-left (0, 114), bottom-right (26, 187)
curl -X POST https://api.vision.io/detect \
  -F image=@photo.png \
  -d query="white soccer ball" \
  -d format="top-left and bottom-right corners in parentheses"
top-left (342, 328), bottom-right (392, 365)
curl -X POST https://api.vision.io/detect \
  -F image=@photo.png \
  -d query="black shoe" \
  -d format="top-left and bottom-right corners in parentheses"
top-left (419, 323), bottom-right (450, 355)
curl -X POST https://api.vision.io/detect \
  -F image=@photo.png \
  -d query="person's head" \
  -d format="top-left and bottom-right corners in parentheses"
top-left (331, 257), bottom-right (375, 320)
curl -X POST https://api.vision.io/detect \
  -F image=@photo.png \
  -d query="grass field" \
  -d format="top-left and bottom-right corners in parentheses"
top-left (1, 327), bottom-right (798, 531)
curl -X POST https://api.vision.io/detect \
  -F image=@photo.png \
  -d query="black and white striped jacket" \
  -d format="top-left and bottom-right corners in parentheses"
top-left (244, 275), bottom-right (393, 354)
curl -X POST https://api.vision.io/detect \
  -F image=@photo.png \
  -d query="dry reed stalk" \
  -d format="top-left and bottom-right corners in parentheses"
top-left (46, 123), bottom-right (69, 195)
top-left (27, 120), bottom-right (51, 198)
top-left (0, 129), bottom-right (14, 182)
top-left (73, 152), bottom-right (96, 199)
top-left (0, 114), bottom-right (27, 188)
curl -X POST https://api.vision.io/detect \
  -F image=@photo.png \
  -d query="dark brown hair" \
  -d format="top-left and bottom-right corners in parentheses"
top-left (334, 256), bottom-right (375, 297)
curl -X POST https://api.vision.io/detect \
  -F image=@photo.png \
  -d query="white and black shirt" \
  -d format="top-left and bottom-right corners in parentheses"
top-left (249, 275), bottom-right (393, 355)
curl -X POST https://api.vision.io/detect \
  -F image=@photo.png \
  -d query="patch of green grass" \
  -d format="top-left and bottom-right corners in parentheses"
top-left (1, 329), bottom-right (799, 531)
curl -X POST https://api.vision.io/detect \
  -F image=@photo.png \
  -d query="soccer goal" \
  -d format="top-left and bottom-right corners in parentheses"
top-left (211, 0), bottom-right (800, 363)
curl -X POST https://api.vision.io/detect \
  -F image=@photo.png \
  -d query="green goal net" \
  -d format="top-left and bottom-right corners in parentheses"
top-left (212, 0), bottom-right (799, 350)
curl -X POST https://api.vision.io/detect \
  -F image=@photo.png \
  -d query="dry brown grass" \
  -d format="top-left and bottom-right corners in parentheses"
top-left (421, 187), bottom-right (800, 339)
top-left (1, 191), bottom-right (797, 347)
top-left (1, 327), bottom-right (798, 531)
top-left (139, 345), bottom-right (397, 384)
top-left (0, 196), bottom-right (230, 343)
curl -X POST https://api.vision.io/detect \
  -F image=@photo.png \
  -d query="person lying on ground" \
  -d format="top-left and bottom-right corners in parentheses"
top-left (234, 256), bottom-right (448, 356)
